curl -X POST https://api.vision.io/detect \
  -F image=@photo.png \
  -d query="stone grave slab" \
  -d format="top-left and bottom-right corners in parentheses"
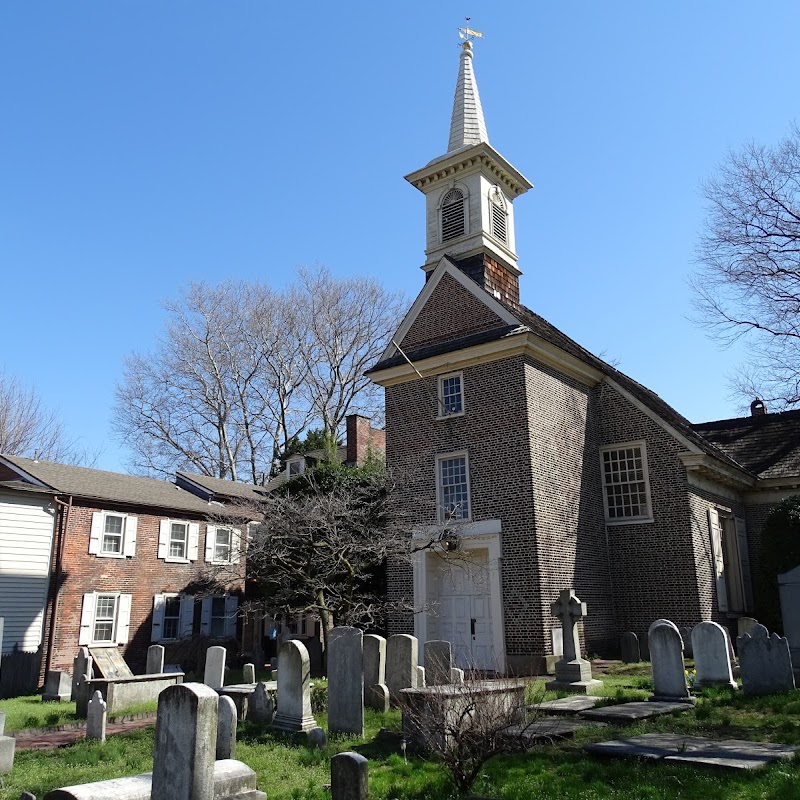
top-left (586, 733), bottom-right (710, 760)
top-left (537, 696), bottom-right (603, 715)
top-left (89, 648), bottom-right (134, 679)
top-left (580, 701), bottom-right (691, 723)
top-left (503, 717), bottom-right (605, 742)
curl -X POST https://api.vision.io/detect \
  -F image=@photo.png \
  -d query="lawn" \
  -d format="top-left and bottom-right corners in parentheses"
top-left (2, 664), bottom-right (800, 800)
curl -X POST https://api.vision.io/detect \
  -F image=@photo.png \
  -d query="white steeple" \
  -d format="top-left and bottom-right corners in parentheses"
top-left (448, 41), bottom-right (489, 153)
top-left (404, 31), bottom-right (533, 307)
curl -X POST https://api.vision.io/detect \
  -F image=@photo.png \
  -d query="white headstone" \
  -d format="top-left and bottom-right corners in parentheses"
top-left (216, 695), bottom-right (237, 760)
top-left (86, 690), bottom-right (107, 741)
top-left (363, 634), bottom-right (388, 711)
top-left (147, 644), bottom-right (166, 675)
top-left (691, 621), bottom-right (736, 688)
top-left (648, 619), bottom-right (692, 703)
top-left (737, 624), bottom-right (796, 695)
top-left (450, 667), bottom-right (465, 684)
top-left (328, 627), bottom-right (364, 736)
top-left (242, 663), bottom-right (256, 684)
top-left (43, 670), bottom-right (72, 702)
top-left (385, 634), bottom-right (419, 705)
top-left (271, 640), bottom-right (316, 732)
top-left (203, 646), bottom-right (227, 690)
top-left (551, 627), bottom-right (563, 657)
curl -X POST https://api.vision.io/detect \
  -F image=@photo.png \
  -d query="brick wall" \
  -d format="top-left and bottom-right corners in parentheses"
top-left (346, 415), bottom-right (386, 466)
top-left (49, 501), bottom-right (244, 673)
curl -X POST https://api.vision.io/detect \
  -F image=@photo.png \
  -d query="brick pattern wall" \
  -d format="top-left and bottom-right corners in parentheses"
top-left (400, 272), bottom-right (507, 352)
top-left (345, 415), bottom-right (386, 466)
top-left (49, 502), bottom-right (244, 673)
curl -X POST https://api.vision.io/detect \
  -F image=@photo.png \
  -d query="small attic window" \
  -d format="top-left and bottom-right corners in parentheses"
top-left (490, 189), bottom-right (507, 245)
top-left (441, 188), bottom-right (466, 242)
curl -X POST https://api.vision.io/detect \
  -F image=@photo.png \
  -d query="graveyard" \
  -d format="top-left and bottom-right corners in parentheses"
top-left (0, 615), bottom-right (799, 800)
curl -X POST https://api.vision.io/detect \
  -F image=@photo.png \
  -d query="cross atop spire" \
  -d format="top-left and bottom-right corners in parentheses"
top-left (447, 25), bottom-right (489, 154)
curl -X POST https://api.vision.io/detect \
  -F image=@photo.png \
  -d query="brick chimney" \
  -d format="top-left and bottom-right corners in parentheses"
top-left (750, 398), bottom-right (767, 417)
top-left (346, 415), bottom-right (386, 466)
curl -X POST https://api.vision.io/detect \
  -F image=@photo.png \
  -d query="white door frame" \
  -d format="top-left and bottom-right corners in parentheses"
top-left (413, 519), bottom-right (506, 674)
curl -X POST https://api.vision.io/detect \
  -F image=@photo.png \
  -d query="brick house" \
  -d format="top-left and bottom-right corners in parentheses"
top-left (367, 39), bottom-right (800, 675)
top-left (0, 455), bottom-right (247, 678)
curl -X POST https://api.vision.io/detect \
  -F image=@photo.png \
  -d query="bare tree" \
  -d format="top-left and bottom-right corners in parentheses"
top-left (692, 124), bottom-right (800, 408)
top-left (114, 269), bottom-right (404, 481)
top-left (0, 370), bottom-right (94, 464)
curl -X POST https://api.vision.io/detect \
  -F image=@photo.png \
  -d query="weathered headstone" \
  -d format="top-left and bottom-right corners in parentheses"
top-left (328, 626), bottom-right (364, 736)
top-left (271, 640), bottom-right (316, 732)
top-left (203, 646), bottom-right (227, 690)
top-left (778, 565), bottom-right (800, 665)
top-left (546, 589), bottom-right (603, 694)
top-left (692, 621), bottom-right (736, 688)
top-left (308, 726), bottom-right (327, 748)
top-left (242, 663), bottom-right (256, 684)
top-left (247, 682), bottom-right (275, 725)
top-left (363, 634), bottom-right (389, 711)
top-left (42, 670), bottom-right (72, 702)
top-left (680, 627), bottom-right (694, 657)
top-left (450, 667), bottom-right (465, 684)
top-left (0, 729), bottom-right (14, 774)
top-left (648, 619), bottom-right (692, 703)
top-left (71, 647), bottom-right (92, 702)
top-left (152, 682), bottom-right (218, 800)
top-left (737, 624), bottom-right (796, 695)
top-left (385, 634), bottom-right (419, 705)
top-left (331, 751), bottom-right (368, 800)
top-left (86, 690), bottom-right (107, 741)
top-left (0, 711), bottom-right (4, 734)
top-left (424, 640), bottom-right (453, 686)
top-left (216, 695), bottom-right (237, 760)
top-left (147, 644), bottom-right (166, 675)
top-left (737, 617), bottom-right (759, 638)
top-left (415, 665), bottom-right (426, 688)
top-left (621, 632), bottom-right (640, 663)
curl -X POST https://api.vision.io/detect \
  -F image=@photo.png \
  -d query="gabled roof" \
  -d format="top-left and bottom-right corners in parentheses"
top-left (1, 455), bottom-right (214, 514)
top-left (175, 471), bottom-right (269, 504)
top-left (692, 410), bottom-right (800, 480)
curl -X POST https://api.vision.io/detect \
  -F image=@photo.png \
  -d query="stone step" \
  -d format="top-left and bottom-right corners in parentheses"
top-left (535, 696), bottom-right (604, 715)
top-left (579, 700), bottom-right (692, 723)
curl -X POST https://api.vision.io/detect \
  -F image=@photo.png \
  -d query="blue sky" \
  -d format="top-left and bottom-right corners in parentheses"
top-left (2, 3), bottom-right (799, 473)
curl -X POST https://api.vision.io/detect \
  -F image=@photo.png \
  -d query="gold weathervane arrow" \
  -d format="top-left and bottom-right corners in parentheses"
top-left (458, 18), bottom-right (484, 43)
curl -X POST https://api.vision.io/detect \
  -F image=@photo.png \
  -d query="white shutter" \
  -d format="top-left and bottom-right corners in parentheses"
top-left (188, 523), bottom-right (200, 561)
top-left (117, 594), bottom-right (132, 644)
top-left (735, 516), bottom-right (754, 612)
top-left (200, 597), bottom-right (212, 635)
top-left (79, 593), bottom-right (96, 645)
top-left (230, 528), bottom-right (241, 566)
top-left (205, 526), bottom-right (216, 562)
top-left (158, 520), bottom-right (170, 559)
top-left (124, 516), bottom-right (138, 557)
top-left (151, 594), bottom-right (165, 642)
top-left (224, 595), bottom-right (239, 638)
top-left (89, 513), bottom-right (103, 555)
top-left (179, 595), bottom-right (195, 637)
top-left (708, 508), bottom-right (729, 612)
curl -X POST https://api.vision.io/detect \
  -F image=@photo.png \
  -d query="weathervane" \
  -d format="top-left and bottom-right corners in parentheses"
top-left (458, 17), bottom-right (483, 46)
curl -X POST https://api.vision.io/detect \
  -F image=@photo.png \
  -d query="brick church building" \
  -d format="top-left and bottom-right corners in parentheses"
top-left (367, 36), bottom-right (800, 675)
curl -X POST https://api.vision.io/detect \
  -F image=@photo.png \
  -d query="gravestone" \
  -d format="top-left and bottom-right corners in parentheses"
top-left (308, 726), bottom-right (327, 748)
top-left (0, 711), bottom-right (4, 734)
top-left (242, 663), bottom-right (256, 684)
top-left (416, 665), bottom-right (426, 687)
top-left (328, 626), bottom-right (364, 736)
top-left (424, 640), bottom-right (453, 686)
top-left (385, 634), bottom-right (419, 705)
top-left (204, 645), bottom-right (227, 690)
top-left (621, 632), bottom-right (640, 663)
top-left (331, 751), bottom-right (368, 800)
top-left (86, 690), bottom-right (107, 741)
top-left (737, 624), bottom-right (796, 695)
top-left (271, 640), bottom-right (316, 732)
top-left (152, 682), bottom-right (218, 800)
top-left (738, 617), bottom-right (759, 637)
top-left (71, 647), bottom-right (92, 702)
top-left (648, 619), bottom-right (692, 703)
top-left (363, 634), bottom-right (389, 711)
top-left (216, 695), bottom-right (237, 760)
top-left (147, 644), bottom-right (165, 675)
top-left (247, 682), bottom-right (274, 725)
top-left (778, 565), bottom-right (800, 665)
top-left (42, 670), bottom-right (72, 702)
top-left (0, 726), bottom-right (14, 774)
top-left (450, 667), bottom-right (465, 684)
top-left (680, 627), bottom-right (693, 657)
top-left (692, 621), bottom-right (736, 688)
top-left (546, 589), bottom-right (603, 694)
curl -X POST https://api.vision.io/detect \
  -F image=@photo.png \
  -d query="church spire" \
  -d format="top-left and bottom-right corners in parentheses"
top-left (447, 40), bottom-right (489, 153)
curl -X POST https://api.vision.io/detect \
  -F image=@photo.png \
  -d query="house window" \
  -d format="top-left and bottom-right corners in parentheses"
top-left (214, 528), bottom-right (232, 563)
top-left (287, 458), bottom-right (304, 478)
top-left (600, 442), bottom-right (653, 523)
top-left (210, 597), bottom-right (227, 637)
top-left (89, 511), bottom-right (138, 558)
top-left (441, 188), bottom-right (466, 241)
top-left (438, 373), bottom-right (464, 417)
top-left (102, 515), bottom-right (124, 554)
top-left (162, 595), bottom-right (181, 640)
top-left (437, 452), bottom-right (471, 522)
top-left (489, 189), bottom-right (507, 244)
top-left (93, 594), bottom-right (118, 643)
top-left (170, 522), bottom-right (188, 559)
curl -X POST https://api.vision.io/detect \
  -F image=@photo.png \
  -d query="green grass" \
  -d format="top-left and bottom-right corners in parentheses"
top-left (3, 665), bottom-right (800, 800)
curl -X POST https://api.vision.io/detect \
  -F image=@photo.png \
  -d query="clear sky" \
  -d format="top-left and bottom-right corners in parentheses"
top-left (2, 3), bottom-right (799, 473)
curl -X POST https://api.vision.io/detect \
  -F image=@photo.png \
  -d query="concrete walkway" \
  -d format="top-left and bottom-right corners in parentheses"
top-left (11, 714), bottom-right (156, 750)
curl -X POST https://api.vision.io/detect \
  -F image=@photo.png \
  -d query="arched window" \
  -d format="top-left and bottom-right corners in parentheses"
top-left (490, 189), bottom-right (507, 245)
top-left (441, 188), bottom-right (466, 241)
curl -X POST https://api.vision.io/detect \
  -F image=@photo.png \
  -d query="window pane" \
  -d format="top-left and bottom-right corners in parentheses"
top-left (441, 376), bottom-right (463, 415)
top-left (601, 445), bottom-right (649, 520)
top-left (439, 456), bottom-right (469, 520)
top-left (211, 597), bottom-right (226, 638)
top-left (102, 515), bottom-right (124, 553)
top-left (93, 595), bottom-right (117, 642)
top-left (163, 596), bottom-right (181, 639)
top-left (170, 523), bottom-right (187, 558)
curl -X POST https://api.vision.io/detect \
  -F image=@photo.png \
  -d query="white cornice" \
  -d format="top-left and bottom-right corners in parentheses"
top-left (679, 452), bottom-right (756, 490)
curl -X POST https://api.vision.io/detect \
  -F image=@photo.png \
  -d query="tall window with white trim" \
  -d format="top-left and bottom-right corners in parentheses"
top-left (93, 594), bottom-right (118, 642)
top-left (102, 514), bottom-right (124, 554)
top-left (600, 442), bottom-right (653, 523)
top-left (437, 453), bottom-right (471, 522)
top-left (438, 373), bottom-right (464, 417)
top-left (89, 511), bottom-right (137, 558)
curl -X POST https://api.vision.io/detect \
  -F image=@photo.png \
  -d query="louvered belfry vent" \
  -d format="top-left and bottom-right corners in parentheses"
top-left (491, 195), bottom-right (507, 244)
top-left (441, 189), bottom-right (466, 241)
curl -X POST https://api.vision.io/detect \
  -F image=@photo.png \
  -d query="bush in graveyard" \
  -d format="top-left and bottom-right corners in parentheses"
top-left (756, 495), bottom-right (800, 633)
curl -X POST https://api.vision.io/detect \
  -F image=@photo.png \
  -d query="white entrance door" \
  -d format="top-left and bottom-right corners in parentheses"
top-left (427, 548), bottom-right (494, 671)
